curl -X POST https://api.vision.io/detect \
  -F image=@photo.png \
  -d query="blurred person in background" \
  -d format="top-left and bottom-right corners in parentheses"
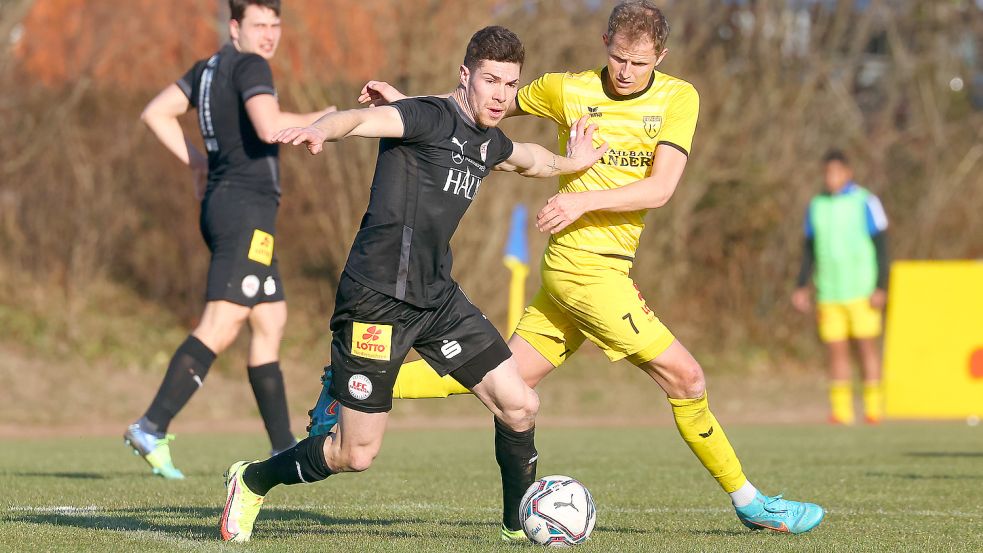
top-left (793, 149), bottom-right (890, 425)
top-left (124, 0), bottom-right (335, 479)
top-left (346, 0), bottom-right (825, 538)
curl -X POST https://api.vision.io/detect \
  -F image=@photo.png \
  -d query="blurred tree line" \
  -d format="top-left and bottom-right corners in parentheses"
top-left (1, 0), bottom-right (981, 366)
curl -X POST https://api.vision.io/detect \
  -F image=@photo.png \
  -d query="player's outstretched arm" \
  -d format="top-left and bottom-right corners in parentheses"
top-left (358, 81), bottom-right (411, 106)
top-left (536, 144), bottom-right (688, 234)
top-left (496, 115), bottom-right (609, 178)
top-left (245, 94), bottom-right (336, 144)
top-left (271, 106), bottom-right (405, 155)
top-left (357, 80), bottom-right (526, 117)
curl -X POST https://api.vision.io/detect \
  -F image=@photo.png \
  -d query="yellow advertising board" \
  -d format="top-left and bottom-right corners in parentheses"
top-left (884, 261), bottom-right (983, 419)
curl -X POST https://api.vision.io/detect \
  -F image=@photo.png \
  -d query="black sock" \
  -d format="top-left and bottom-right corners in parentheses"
top-left (242, 434), bottom-right (333, 496)
top-left (248, 362), bottom-right (295, 452)
top-left (143, 335), bottom-right (216, 433)
top-left (495, 417), bottom-right (538, 532)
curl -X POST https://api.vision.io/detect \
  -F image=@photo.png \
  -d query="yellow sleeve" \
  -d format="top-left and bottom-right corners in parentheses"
top-left (516, 72), bottom-right (566, 125)
top-left (657, 83), bottom-right (699, 155)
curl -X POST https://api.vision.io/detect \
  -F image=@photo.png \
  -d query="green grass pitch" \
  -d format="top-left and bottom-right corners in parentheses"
top-left (2, 424), bottom-right (981, 552)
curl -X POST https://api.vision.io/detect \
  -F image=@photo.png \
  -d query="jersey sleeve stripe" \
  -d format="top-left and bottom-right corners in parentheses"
top-left (241, 85), bottom-right (276, 102)
top-left (176, 79), bottom-right (192, 99)
top-left (657, 140), bottom-right (689, 157)
top-left (865, 194), bottom-right (889, 233)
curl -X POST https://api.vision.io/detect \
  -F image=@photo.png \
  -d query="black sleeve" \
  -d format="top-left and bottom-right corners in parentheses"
top-left (234, 54), bottom-right (276, 102)
top-left (494, 129), bottom-right (514, 166)
top-left (796, 237), bottom-right (815, 288)
top-left (873, 231), bottom-right (889, 290)
top-left (391, 97), bottom-right (447, 143)
top-left (177, 62), bottom-right (200, 106)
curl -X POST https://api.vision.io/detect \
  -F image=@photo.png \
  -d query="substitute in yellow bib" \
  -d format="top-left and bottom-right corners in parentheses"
top-left (342, 0), bottom-right (826, 536)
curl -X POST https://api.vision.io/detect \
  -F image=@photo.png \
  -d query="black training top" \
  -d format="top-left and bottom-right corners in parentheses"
top-left (177, 43), bottom-right (280, 200)
top-left (343, 96), bottom-right (515, 308)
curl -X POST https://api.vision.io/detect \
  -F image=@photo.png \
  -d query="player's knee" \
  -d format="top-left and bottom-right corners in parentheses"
top-left (343, 450), bottom-right (376, 473)
top-left (680, 364), bottom-right (706, 398)
top-left (499, 388), bottom-right (539, 431)
top-left (193, 325), bottom-right (239, 354)
top-left (250, 312), bottom-right (286, 344)
top-left (252, 325), bottom-right (284, 350)
top-left (332, 446), bottom-right (377, 473)
top-left (524, 388), bottom-right (541, 419)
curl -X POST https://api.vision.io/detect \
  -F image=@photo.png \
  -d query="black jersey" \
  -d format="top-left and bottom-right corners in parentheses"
top-left (343, 96), bottom-right (515, 308)
top-left (178, 43), bottom-right (280, 200)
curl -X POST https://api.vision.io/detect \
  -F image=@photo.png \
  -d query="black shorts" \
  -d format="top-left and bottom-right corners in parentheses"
top-left (328, 272), bottom-right (511, 413)
top-left (199, 186), bottom-right (285, 306)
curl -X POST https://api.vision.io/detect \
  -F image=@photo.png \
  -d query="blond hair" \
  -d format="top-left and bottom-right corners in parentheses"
top-left (607, 0), bottom-right (670, 51)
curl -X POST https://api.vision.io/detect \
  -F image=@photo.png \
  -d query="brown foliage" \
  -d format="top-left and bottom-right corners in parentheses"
top-left (2, 0), bottom-right (982, 368)
top-left (14, 0), bottom-right (219, 89)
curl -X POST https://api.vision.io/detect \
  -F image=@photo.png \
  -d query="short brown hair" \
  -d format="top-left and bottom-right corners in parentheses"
top-left (462, 26), bottom-right (525, 72)
top-left (607, 0), bottom-right (670, 52)
top-left (229, 0), bottom-right (281, 22)
top-left (823, 149), bottom-right (850, 165)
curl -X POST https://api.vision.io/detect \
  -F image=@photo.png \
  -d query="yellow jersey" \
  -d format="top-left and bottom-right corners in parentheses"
top-left (517, 67), bottom-right (699, 258)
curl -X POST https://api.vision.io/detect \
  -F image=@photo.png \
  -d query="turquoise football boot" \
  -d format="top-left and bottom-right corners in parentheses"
top-left (123, 423), bottom-right (185, 480)
top-left (306, 366), bottom-right (339, 437)
top-left (735, 491), bottom-right (825, 534)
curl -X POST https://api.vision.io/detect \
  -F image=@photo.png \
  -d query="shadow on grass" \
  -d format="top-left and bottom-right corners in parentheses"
top-left (8, 472), bottom-right (108, 480)
top-left (905, 452), bottom-right (983, 458)
top-left (5, 506), bottom-right (220, 540)
top-left (594, 525), bottom-right (659, 536)
top-left (865, 471), bottom-right (982, 481)
top-left (5, 505), bottom-right (478, 541)
top-left (685, 528), bottom-right (748, 537)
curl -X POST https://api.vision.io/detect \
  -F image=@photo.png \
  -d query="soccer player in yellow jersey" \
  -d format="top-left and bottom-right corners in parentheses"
top-left (341, 0), bottom-right (825, 537)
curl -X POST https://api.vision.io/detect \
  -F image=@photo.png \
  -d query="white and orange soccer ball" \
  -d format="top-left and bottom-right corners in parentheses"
top-left (519, 475), bottom-right (596, 547)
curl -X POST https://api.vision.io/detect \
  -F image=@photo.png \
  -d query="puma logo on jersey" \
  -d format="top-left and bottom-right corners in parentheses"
top-left (451, 136), bottom-right (468, 164)
top-left (699, 427), bottom-right (714, 438)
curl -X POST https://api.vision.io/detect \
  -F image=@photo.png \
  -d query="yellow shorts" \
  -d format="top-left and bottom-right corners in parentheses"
top-left (515, 244), bottom-right (675, 367)
top-left (817, 298), bottom-right (883, 342)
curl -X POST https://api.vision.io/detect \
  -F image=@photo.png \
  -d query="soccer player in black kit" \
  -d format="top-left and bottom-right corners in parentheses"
top-left (218, 26), bottom-right (609, 542)
top-left (126, 0), bottom-right (334, 479)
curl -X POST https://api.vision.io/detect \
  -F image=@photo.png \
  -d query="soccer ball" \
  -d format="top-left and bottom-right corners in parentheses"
top-left (519, 475), bottom-right (596, 547)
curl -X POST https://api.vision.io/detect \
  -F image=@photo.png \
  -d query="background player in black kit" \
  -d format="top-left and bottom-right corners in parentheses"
top-left (125, 0), bottom-right (335, 479)
top-left (218, 26), bottom-right (609, 542)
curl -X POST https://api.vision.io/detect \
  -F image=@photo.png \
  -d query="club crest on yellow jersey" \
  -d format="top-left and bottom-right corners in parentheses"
top-left (643, 115), bottom-right (662, 139)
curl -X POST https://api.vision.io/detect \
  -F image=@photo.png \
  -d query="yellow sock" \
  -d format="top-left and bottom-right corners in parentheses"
top-left (829, 380), bottom-right (855, 425)
top-left (668, 393), bottom-right (747, 493)
top-left (863, 381), bottom-right (883, 423)
top-left (392, 359), bottom-right (471, 398)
